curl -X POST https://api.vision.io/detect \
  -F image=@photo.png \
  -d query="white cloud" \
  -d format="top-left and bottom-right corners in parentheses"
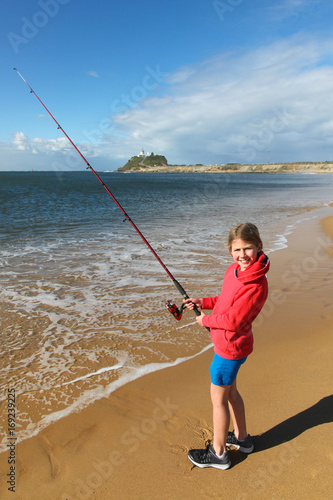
top-left (12, 132), bottom-right (72, 154)
top-left (100, 34), bottom-right (333, 165)
top-left (2, 34), bottom-right (333, 170)
top-left (87, 70), bottom-right (99, 78)
top-left (0, 133), bottom-right (98, 171)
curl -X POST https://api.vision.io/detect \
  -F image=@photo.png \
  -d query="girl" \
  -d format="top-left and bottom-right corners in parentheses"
top-left (186, 223), bottom-right (270, 470)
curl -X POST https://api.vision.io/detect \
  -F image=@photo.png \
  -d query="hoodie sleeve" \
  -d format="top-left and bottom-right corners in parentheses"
top-left (201, 296), bottom-right (219, 310)
top-left (202, 283), bottom-right (266, 331)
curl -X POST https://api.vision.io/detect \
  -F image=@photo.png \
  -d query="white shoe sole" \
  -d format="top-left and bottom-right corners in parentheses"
top-left (227, 442), bottom-right (254, 454)
top-left (188, 455), bottom-right (231, 470)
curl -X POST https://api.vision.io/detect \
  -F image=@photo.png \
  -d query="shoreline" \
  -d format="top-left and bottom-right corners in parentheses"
top-left (0, 206), bottom-right (332, 499)
top-left (0, 207), bottom-right (323, 455)
top-left (117, 161), bottom-right (333, 173)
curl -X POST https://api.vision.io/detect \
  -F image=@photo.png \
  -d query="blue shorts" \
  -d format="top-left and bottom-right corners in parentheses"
top-left (210, 353), bottom-right (247, 386)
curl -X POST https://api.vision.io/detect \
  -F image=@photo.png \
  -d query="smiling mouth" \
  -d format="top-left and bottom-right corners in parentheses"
top-left (239, 260), bottom-right (251, 267)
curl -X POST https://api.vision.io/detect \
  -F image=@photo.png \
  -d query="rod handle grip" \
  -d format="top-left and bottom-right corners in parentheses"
top-left (172, 279), bottom-right (210, 331)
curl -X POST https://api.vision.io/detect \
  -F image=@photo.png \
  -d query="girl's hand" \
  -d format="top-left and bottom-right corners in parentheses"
top-left (195, 312), bottom-right (206, 326)
top-left (183, 297), bottom-right (203, 310)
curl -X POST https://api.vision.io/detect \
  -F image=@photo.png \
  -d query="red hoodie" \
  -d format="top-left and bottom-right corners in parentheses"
top-left (201, 252), bottom-right (270, 360)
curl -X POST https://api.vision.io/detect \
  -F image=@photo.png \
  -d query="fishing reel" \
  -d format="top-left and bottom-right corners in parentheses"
top-left (166, 300), bottom-right (187, 321)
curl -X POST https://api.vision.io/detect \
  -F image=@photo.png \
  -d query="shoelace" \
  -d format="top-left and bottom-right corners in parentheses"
top-left (227, 431), bottom-right (238, 445)
top-left (200, 450), bottom-right (212, 463)
top-left (199, 440), bottom-right (214, 463)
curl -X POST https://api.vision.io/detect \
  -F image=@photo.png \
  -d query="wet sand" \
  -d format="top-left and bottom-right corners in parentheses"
top-left (1, 208), bottom-right (332, 500)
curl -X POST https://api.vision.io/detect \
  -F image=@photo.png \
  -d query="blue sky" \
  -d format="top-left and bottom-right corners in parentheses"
top-left (1, 0), bottom-right (333, 170)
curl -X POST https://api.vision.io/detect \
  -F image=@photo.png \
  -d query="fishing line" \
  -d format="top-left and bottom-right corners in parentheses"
top-left (14, 68), bottom-right (205, 326)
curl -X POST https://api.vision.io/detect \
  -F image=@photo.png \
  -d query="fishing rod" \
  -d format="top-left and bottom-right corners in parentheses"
top-left (14, 68), bottom-right (205, 326)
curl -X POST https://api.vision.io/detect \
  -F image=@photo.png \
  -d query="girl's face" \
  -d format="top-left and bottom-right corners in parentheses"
top-left (230, 238), bottom-right (261, 271)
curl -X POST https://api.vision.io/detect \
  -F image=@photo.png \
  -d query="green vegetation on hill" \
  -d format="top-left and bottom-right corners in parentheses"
top-left (117, 158), bottom-right (333, 174)
top-left (118, 154), bottom-right (168, 171)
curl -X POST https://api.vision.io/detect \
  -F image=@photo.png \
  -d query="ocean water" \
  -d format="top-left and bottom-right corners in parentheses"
top-left (0, 171), bottom-right (332, 449)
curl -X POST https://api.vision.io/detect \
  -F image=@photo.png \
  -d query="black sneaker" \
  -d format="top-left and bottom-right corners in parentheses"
top-left (188, 441), bottom-right (231, 470)
top-left (226, 430), bottom-right (254, 453)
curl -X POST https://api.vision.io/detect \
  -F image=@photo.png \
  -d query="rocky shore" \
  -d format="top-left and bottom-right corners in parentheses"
top-left (118, 161), bottom-right (333, 173)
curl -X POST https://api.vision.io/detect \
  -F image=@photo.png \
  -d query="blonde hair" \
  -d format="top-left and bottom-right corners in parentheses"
top-left (228, 223), bottom-right (263, 251)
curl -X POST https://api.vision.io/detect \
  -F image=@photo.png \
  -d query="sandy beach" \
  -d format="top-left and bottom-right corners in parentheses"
top-left (1, 207), bottom-right (332, 500)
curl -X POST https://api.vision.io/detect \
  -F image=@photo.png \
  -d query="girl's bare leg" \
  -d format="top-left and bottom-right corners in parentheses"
top-left (228, 378), bottom-right (248, 440)
top-left (210, 383), bottom-right (231, 455)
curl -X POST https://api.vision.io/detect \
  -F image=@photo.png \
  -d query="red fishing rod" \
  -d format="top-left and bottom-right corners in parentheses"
top-left (14, 68), bottom-right (204, 325)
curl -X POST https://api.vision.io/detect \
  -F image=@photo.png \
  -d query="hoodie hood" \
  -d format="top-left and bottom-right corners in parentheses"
top-left (234, 251), bottom-right (270, 283)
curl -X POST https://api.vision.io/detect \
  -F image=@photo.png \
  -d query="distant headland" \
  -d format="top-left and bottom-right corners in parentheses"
top-left (118, 149), bottom-right (168, 172)
top-left (117, 150), bottom-right (333, 173)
